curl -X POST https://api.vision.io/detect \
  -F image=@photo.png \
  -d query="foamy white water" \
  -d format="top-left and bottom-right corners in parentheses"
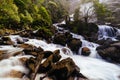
top-left (98, 25), bottom-right (119, 41)
top-left (25, 39), bottom-right (120, 80)
top-left (0, 46), bottom-right (33, 80)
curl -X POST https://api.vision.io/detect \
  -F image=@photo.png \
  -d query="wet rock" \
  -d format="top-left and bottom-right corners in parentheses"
top-left (0, 51), bottom-right (6, 60)
top-left (0, 36), bottom-right (14, 45)
top-left (26, 57), bottom-right (36, 73)
top-left (53, 32), bottom-right (72, 46)
top-left (53, 33), bottom-right (66, 46)
top-left (81, 47), bottom-right (91, 56)
top-left (48, 58), bottom-right (80, 80)
top-left (8, 70), bottom-right (24, 78)
top-left (19, 44), bottom-right (43, 56)
top-left (0, 50), bottom-right (23, 60)
top-left (19, 57), bottom-right (29, 64)
top-left (41, 51), bottom-right (53, 59)
top-left (96, 38), bottom-right (114, 45)
top-left (19, 44), bottom-right (36, 52)
top-left (20, 30), bottom-right (33, 38)
top-left (61, 47), bottom-right (73, 55)
top-left (25, 51), bottom-right (38, 57)
top-left (39, 50), bottom-right (61, 73)
top-left (67, 38), bottom-right (82, 53)
top-left (96, 42), bottom-right (120, 63)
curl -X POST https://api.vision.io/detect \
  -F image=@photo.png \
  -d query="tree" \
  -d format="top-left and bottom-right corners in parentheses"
top-left (93, 0), bottom-right (112, 23)
top-left (0, 0), bottom-right (20, 28)
top-left (73, 7), bottom-right (80, 21)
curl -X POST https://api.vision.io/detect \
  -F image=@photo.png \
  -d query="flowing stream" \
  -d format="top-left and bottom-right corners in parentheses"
top-left (0, 24), bottom-right (120, 80)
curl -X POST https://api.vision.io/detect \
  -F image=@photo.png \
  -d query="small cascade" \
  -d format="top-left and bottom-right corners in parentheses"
top-left (79, 40), bottom-right (100, 58)
top-left (0, 46), bottom-right (31, 80)
top-left (25, 39), bottom-right (120, 80)
top-left (9, 35), bottom-right (24, 45)
top-left (0, 34), bottom-right (120, 80)
top-left (98, 25), bottom-right (119, 41)
top-left (71, 32), bottom-right (100, 58)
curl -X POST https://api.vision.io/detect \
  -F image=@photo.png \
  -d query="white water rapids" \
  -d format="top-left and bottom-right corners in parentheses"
top-left (0, 23), bottom-right (120, 80)
top-left (0, 31), bottom-right (120, 80)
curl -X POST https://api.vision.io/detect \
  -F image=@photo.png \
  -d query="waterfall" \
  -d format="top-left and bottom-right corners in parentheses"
top-left (0, 23), bottom-right (120, 80)
top-left (0, 35), bottom-right (120, 80)
top-left (98, 25), bottom-right (120, 41)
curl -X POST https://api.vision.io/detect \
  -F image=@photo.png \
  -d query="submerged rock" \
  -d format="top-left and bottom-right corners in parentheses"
top-left (81, 47), bottom-right (91, 56)
top-left (8, 70), bottom-right (24, 78)
top-left (0, 51), bottom-right (5, 60)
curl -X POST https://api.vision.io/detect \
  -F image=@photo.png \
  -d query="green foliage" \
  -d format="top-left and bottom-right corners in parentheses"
top-left (39, 6), bottom-right (52, 26)
top-left (0, 0), bottom-right (20, 27)
top-left (93, 0), bottom-right (112, 22)
top-left (0, 0), bottom-right (52, 29)
top-left (74, 7), bottom-right (80, 21)
top-left (20, 10), bottom-right (33, 24)
top-left (43, 0), bottom-right (66, 23)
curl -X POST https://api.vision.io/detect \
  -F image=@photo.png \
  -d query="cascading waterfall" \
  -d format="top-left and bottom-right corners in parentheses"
top-left (98, 25), bottom-right (120, 41)
top-left (71, 32), bottom-right (100, 58)
top-left (0, 34), bottom-right (120, 80)
top-left (0, 23), bottom-right (120, 80)
top-left (26, 39), bottom-right (120, 80)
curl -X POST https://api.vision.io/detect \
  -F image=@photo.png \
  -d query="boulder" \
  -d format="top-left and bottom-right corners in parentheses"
top-left (0, 36), bottom-right (14, 45)
top-left (19, 44), bottom-right (37, 52)
top-left (53, 33), bottom-right (66, 46)
top-left (41, 51), bottom-right (53, 59)
top-left (96, 38), bottom-right (114, 45)
top-left (48, 58), bottom-right (80, 80)
top-left (81, 47), bottom-right (91, 56)
top-left (96, 42), bottom-right (120, 63)
top-left (67, 38), bottom-right (82, 53)
top-left (38, 50), bottom-right (61, 73)
top-left (26, 57), bottom-right (36, 73)
top-left (53, 32), bottom-right (72, 46)
top-left (19, 44), bottom-right (43, 56)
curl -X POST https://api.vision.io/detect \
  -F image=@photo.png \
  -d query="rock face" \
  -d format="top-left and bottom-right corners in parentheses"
top-left (96, 42), bottom-right (120, 63)
top-left (81, 47), bottom-right (91, 56)
top-left (67, 38), bottom-right (82, 54)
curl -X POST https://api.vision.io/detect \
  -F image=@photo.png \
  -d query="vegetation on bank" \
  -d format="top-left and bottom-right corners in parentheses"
top-left (0, 0), bottom-right (66, 36)
top-left (0, 0), bottom-right (119, 37)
